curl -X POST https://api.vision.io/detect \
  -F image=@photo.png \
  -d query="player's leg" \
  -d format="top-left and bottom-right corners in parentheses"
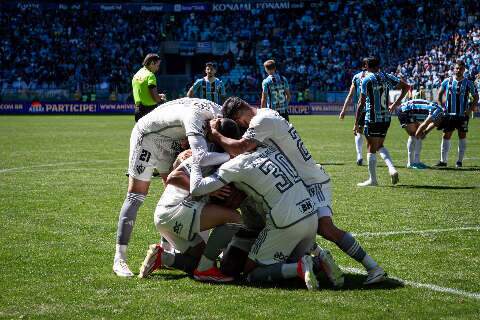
top-left (437, 128), bottom-right (453, 166)
top-left (358, 133), bottom-right (381, 186)
top-left (355, 112), bottom-right (366, 165)
top-left (375, 122), bottom-right (398, 184)
top-left (316, 216), bottom-right (386, 284)
top-left (244, 216), bottom-right (319, 290)
top-left (404, 123), bottom-right (418, 168)
top-left (456, 119), bottom-right (468, 167)
top-left (193, 204), bottom-right (242, 282)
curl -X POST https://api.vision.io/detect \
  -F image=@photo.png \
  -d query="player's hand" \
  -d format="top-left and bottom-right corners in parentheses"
top-left (339, 110), bottom-right (345, 120)
top-left (353, 124), bottom-right (359, 135)
top-left (209, 118), bottom-right (221, 131)
top-left (159, 94), bottom-right (167, 102)
top-left (209, 185), bottom-right (232, 200)
top-left (388, 102), bottom-right (398, 113)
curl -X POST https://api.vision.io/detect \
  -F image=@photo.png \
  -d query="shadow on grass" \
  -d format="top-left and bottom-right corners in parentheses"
top-left (395, 184), bottom-right (478, 190)
top-left (147, 273), bottom-right (190, 281)
top-left (430, 166), bottom-right (480, 172)
top-left (319, 162), bottom-right (345, 166)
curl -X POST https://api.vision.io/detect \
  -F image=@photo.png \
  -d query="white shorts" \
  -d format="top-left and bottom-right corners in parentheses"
top-left (248, 214), bottom-right (317, 265)
top-left (306, 180), bottom-right (333, 218)
top-left (128, 128), bottom-right (179, 181)
top-left (154, 200), bottom-right (206, 253)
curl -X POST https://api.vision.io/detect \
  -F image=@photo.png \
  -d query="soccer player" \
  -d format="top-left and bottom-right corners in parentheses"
top-left (339, 58), bottom-right (368, 165)
top-left (113, 98), bottom-right (230, 277)
top-left (132, 53), bottom-right (167, 122)
top-left (208, 97), bottom-right (387, 285)
top-left (261, 59), bottom-right (291, 121)
top-left (187, 62), bottom-right (226, 105)
top-left (189, 144), bottom-right (320, 290)
top-left (354, 56), bottom-right (410, 186)
top-left (394, 99), bottom-right (445, 169)
top-left (435, 59), bottom-right (478, 168)
top-left (138, 119), bottom-right (243, 282)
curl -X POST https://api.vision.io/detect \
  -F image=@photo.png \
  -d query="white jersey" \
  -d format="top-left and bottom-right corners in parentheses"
top-left (213, 145), bottom-right (317, 228)
top-left (243, 108), bottom-right (330, 187)
top-left (135, 97), bottom-right (222, 139)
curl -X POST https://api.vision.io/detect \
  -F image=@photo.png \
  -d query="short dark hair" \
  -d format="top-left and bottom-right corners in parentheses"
top-left (222, 96), bottom-right (249, 119)
top-left (365, 56), bottom-right (380, 69)
top-left (455, 59), bottom-right (466, 68)
top-left (361, 57), bottom-right (368, 69)
top-left (263, 59), bottom-right (276, 71)
top-left (205, 62), bottom-right (217, 69)
top-left (143, 53), bottom-right (161, 66)
top-left (218, 118), bottom-right (241, 140)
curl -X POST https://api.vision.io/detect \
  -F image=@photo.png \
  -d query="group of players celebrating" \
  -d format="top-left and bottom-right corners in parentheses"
top-left (341, 57), bottom-right (478, 186)
top-left (112, 53), bottom-right (477, 290)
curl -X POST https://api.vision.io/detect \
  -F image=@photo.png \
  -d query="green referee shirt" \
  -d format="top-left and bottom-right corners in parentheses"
top-left (132, 67), bottom-right (157, 107)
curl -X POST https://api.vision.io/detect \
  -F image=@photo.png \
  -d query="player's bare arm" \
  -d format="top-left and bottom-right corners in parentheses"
top-left (186, 86), bottom-right (195, 98)
top-left (209, 119), bottom-right (257, 157)
top-left (340, 83), bottom-right (355, 119)
top-left (437, 85), bottom-right (445, 107)
top-left (285, 89), bottom-right (291, 104)
top-left (389, 81), bottom-right (411, 112)
top-left (260, 92), bottom-right (267, 108)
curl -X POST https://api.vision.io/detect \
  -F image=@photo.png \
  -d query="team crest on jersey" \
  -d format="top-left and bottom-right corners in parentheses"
top-left (136, 164), bottom-right (145, 174)
top-left (173, 222), bottom-right (183, 235)
top-left (273, 251), bottom-right (287, 262)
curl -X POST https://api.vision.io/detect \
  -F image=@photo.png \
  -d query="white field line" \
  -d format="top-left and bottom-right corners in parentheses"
top-left (352, 226), bottom-right (480, 237)
top-left (342, 266), bottom-right (480, 300)
top-left (0, 160), bottom-right (123, 173)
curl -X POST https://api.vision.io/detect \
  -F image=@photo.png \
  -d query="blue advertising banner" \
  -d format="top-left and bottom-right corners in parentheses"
top-left (0, 101), bottom-right (136, 114)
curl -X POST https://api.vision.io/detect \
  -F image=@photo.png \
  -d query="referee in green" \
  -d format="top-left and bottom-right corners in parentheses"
top-left (132, 53), bottom-right (166, 122)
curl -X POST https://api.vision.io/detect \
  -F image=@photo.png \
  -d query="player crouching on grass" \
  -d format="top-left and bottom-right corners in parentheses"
top-left (391, 99), bottom-right (446, 169)
top-left (414, 104), bottom-right (449, 146)
top-left (138, 119), bottom-right (246, 282)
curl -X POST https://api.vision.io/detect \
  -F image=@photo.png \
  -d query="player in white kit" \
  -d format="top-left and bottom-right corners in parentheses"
top-left (189, 144), bottom-right (320, 290)
top-left (209, 97), bottom-right (387, 285)
top-left (113, 98), bottom-right (231, 277)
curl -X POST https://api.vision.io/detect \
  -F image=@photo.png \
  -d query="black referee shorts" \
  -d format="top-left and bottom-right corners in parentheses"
top-left (135, 104), bottom-right (157, 122)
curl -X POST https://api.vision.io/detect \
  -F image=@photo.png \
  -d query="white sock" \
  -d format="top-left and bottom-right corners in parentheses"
top-left (161, 251), bottom-right (175, 267)
top-left (367, 153), bottom-right (377, 182)
top-left (115, 244), bottom-right (128, 262)
top-left (196, 255), bottom-right (215, 272)
top-left (458, 138), bottom-right (467, 162)
top-left (441, 138), bottom-right (451, 163)
top-left (281, 263), bottom-right (299, 278)
top-left (355, 134), bottom-right (363, 160)
top-left (378, 147), bottom-right (396, 174)
top-left (414, 138), bottom-right (422, 163)
top-left (407, 136), bottom-right (416, 166)
top-left (362, 254), bottom-right (378, 271)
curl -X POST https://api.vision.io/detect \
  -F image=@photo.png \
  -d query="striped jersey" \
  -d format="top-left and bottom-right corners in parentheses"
top-left (399, 99), bottom-right (445, 122)
top-left (352, 71), bottom-right (367, 109)
top-left (191, 77), bottom-right (225, 105)
top-left (361, 71), bottom-right (400, 123)
top-left (262, 73), bottom-right (290, 113)
top-left (440, 77), bottom-right (478, 115)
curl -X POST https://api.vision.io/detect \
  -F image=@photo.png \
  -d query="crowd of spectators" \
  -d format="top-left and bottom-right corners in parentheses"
top-left (1, 0), bottom-right (479, 101)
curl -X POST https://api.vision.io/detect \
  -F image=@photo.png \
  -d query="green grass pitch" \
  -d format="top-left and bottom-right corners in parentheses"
top-left (0, 115), bottom-right (479, 319)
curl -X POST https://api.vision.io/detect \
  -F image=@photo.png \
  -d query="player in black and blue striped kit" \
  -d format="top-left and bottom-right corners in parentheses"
top-left (354, 56), bottom-right (410, 186)
top-left (187, 62), bottom-right (226, 105)
top-left (395, 99), bottom-right (446, 169)
top-left (260, 59), bottom-right (291, 121)
top-left (340, 58), bottom-right (368, 165)
top-left (435, 60), bottom-right (478, 168)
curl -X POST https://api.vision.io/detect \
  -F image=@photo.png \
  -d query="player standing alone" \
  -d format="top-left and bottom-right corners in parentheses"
top-left (187, 62), bottom-right (226, 105)
top-left (354, 56), bottom-right (410, 186)
top-left (435, 59), bottom-right (478, 168)
top-left (261, 60), bottom-right (291, 121)
top-left (340, 58), bottom-right (368, 165)
top-left (132, 53), bottom-right (167, 122)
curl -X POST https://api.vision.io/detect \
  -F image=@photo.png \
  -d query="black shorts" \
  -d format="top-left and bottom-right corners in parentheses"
top-left (135, 104), bottom-right (157, 122)
top-left (278, 110), bottom-right (289, 122)
top-left (398, 111), bottom-right (428, 128)
top-left (364, 121), bottom-right (391, 138)
top-left (440, 115), bottom-right (469, 133)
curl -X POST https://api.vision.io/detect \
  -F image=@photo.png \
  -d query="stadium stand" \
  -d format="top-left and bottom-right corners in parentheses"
top-left (0, 1), bottom-right (479, 102)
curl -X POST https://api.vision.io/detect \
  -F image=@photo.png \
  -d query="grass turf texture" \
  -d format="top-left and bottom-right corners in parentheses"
top-left (0, 115), bottom-right (479, 319)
